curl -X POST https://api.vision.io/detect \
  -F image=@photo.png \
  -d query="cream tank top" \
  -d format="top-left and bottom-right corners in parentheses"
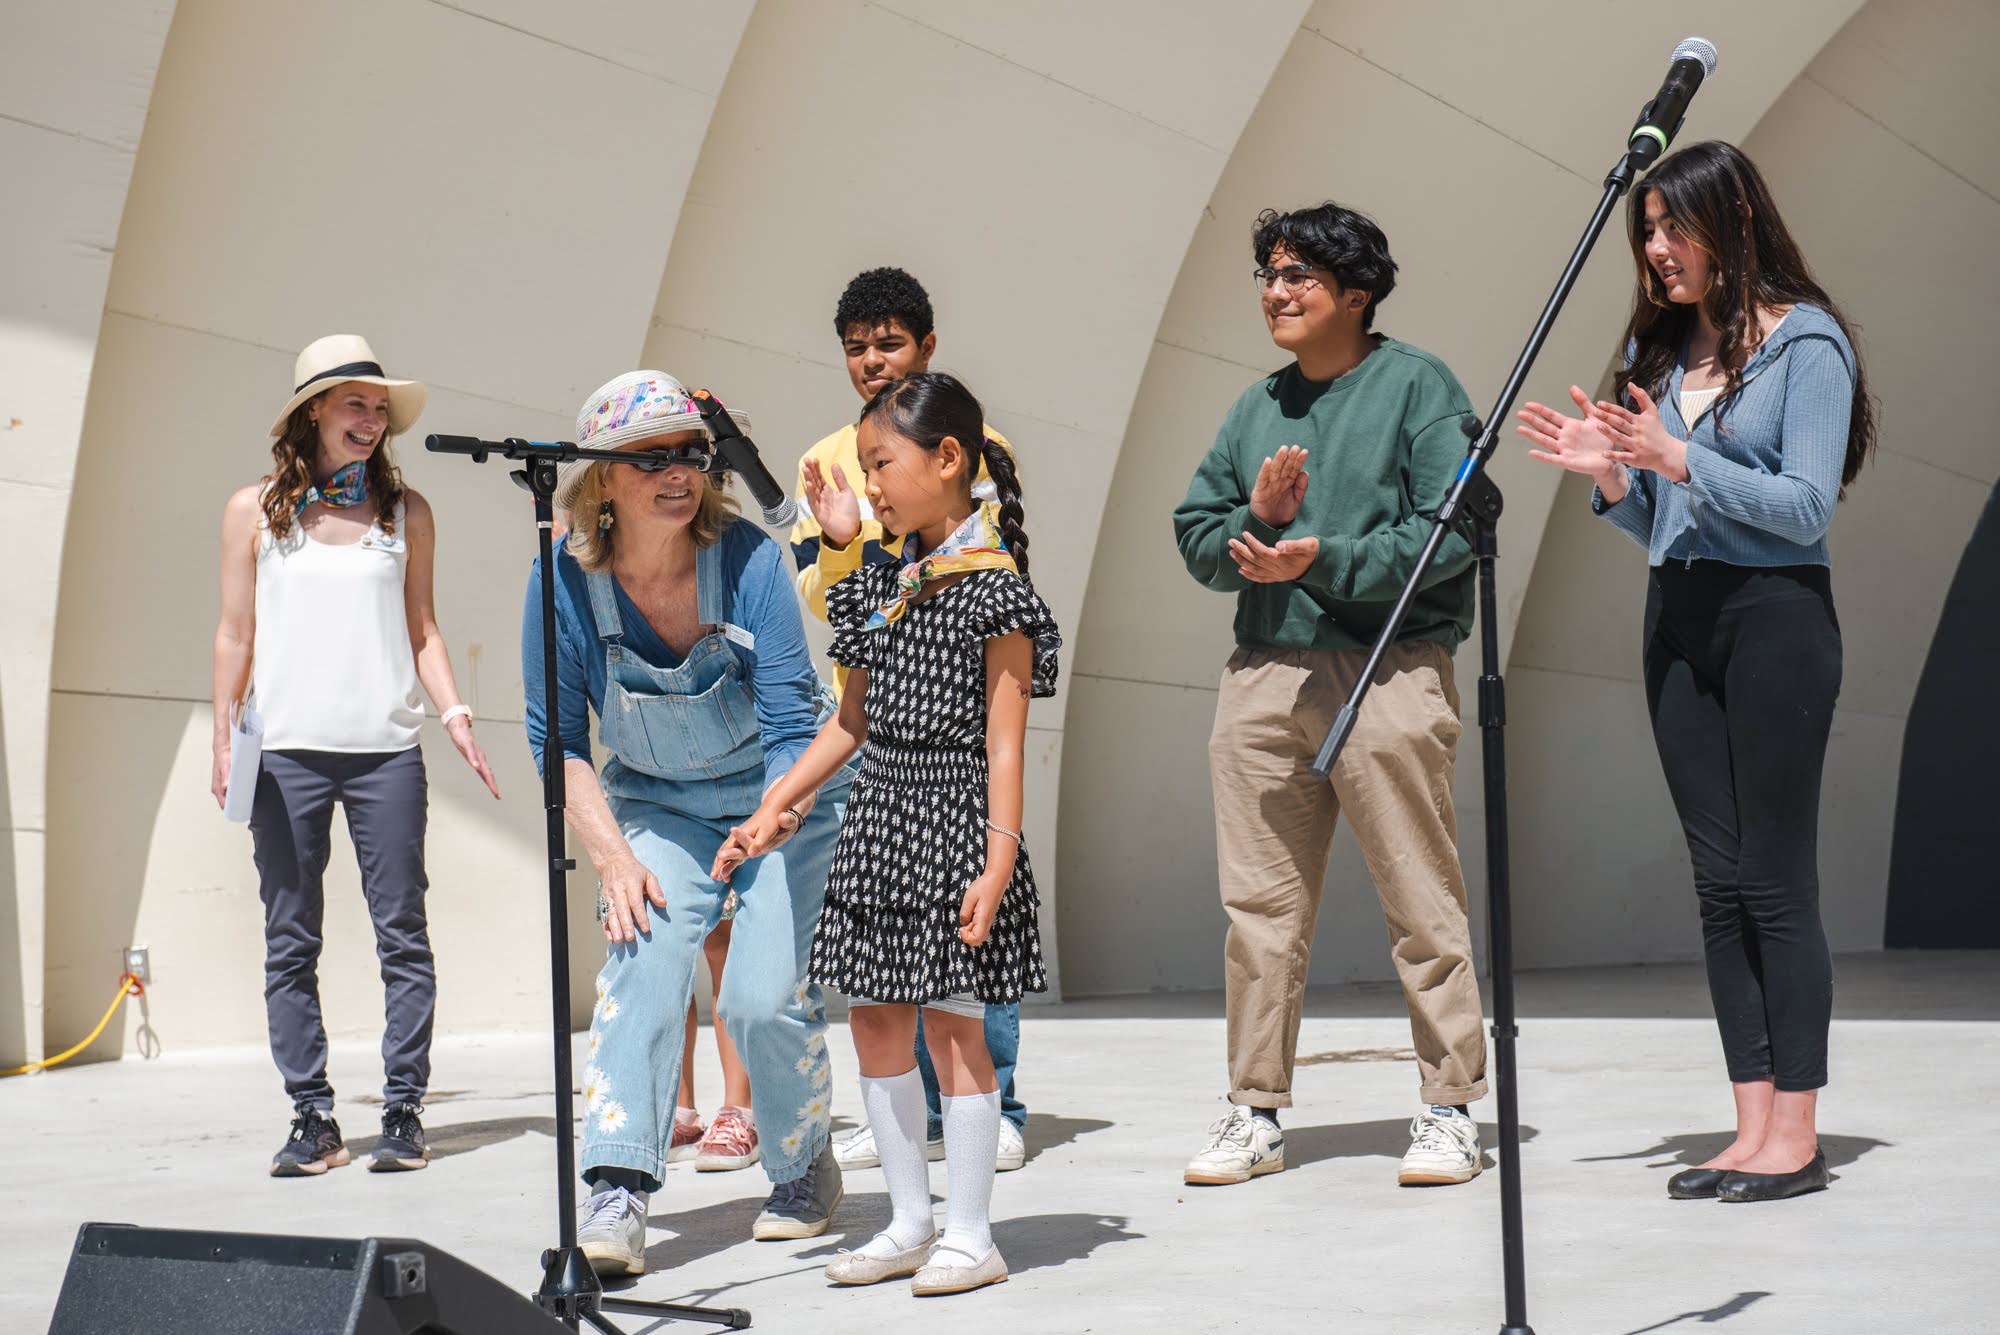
top-left (253, 499), bottom-right (424, 752)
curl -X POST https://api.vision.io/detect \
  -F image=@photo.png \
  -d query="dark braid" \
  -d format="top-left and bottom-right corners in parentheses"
top-left (859, 370), bottom-right (1030, 575)
top-left (979, 436), bottom-right (1029, 578)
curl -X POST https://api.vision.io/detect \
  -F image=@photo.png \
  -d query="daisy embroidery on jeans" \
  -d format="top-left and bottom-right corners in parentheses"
top-left (780, 1129), bottom-right (804, 1157)
top-left (598, 993), bottom-right (620, 1023)
top-left (796, 1093), bottom-right (828, 1122)
top-left (588, 1031), bottom-right (601, 1058)
top-left (582, 1064), bottom-right (609, 1111)
top-left (597, 1100), bottom-right (628, 1134)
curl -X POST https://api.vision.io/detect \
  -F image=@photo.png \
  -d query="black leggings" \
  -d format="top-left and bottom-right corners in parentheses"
top-left (1644, 561), bottom-right (1841, 1091)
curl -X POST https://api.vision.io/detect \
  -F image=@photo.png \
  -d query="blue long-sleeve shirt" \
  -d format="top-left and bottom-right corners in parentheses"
top-left (1593, 303), bottom-right (1856, 566)
top-left (521, 517), bottom-right (823, 794)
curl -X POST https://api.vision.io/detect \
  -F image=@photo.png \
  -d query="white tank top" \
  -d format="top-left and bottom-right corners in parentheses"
top-left (253, 500), bottom-right (424, 752)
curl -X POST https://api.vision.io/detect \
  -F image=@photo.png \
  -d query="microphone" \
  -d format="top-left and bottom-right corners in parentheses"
top-left (1627, 37), bottom-right (1717, 169)
top-left (691, 389), bottom-right (798, 528)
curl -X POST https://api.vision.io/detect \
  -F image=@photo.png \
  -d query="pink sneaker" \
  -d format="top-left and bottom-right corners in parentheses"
top-left (666, 1109), bottom-right (705, 1164)
top-left (694, 1106), bottom-right (760, 1172)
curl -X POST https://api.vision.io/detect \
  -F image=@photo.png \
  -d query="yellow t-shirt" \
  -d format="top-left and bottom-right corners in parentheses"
top-left (788, 421), bottom-right (1013, 693)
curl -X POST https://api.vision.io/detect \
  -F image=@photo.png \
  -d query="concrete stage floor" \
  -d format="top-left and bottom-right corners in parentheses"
top-left (5, 952), bottom-right (1994, 1333)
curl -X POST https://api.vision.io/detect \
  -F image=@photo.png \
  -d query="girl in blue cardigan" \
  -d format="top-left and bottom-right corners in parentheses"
top-left (1519, 141), bottom-right (1875, 1204)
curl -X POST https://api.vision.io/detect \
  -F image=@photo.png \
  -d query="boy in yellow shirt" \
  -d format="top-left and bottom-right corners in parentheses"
top-left (788, 267), bottom-right (1026, 1172)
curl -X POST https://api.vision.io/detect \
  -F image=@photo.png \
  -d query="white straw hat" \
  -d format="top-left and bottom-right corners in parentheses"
top-left (269, 334), bottom-right (426, 438)
top-left (555, 370), bottom-right (751, 511)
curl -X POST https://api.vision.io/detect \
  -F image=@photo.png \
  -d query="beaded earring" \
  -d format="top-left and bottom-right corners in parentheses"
top-left (597, 500), bottom-right (615, 534)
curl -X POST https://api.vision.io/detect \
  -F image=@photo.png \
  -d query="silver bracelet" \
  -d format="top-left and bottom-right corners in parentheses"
top-left (986, 819), bottom-right (1022, 845)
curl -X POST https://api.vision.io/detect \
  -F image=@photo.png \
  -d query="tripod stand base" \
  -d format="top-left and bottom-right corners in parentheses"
top-left (1500, 1325), bottom-right (1537, 1334)
top-left (536, 1246), bottom-right (749, 1331)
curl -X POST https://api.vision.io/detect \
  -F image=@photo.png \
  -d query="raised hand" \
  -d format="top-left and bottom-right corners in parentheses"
top-left (1517, 386), bottom-right (1623, 483)
top-left (802, 458), bottom-right (862, 550)
top-left (1248, 445), bottom-right (1310, 528)
top-left (1590, 383), bottom-right (1689, 482)
top-left (1227, 531), bottom-right (1319, 584)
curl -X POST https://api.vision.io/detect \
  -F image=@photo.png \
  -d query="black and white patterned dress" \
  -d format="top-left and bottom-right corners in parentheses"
top-left (813, 563), bottom-right (1061, 1004)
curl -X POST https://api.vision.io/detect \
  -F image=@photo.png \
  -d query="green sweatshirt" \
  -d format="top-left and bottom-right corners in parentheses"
top-left (1173, 337), bottom-right (1477, 653)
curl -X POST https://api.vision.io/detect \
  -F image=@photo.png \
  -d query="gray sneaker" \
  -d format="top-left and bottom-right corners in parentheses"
top-left (752, 1141), bottom-right (843, 1240)
top-left (576, 1185), bottom-right (648, 1276)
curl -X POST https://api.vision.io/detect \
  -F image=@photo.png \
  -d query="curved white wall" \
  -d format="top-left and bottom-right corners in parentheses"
top-left (5, 0), bottom-right (1986, 1064)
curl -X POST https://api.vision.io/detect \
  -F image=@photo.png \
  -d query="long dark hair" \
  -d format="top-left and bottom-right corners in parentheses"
top-left (1615, 141), bottom-right (1875, 491)
top-left (859, 371), bottom-right (1029, 576)
top-left (261, 395), bottom-right (407, 540)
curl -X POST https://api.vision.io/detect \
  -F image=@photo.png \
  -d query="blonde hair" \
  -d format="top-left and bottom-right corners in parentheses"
top-left (564, 464), bottom-right (738, 572)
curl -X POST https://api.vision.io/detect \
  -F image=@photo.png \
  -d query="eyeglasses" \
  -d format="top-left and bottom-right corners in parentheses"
top-left (1253, 265), bottom-right (1328, 294)
top-left (633, 443), bottom-right (718, 472)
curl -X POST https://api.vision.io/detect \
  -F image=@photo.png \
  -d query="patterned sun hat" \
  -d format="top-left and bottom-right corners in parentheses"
top-left (554, 370), bottom-right (751, 510)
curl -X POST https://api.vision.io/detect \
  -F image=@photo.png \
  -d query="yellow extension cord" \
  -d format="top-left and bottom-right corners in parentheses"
top-left (0, 973), bottom-right (143, 1077)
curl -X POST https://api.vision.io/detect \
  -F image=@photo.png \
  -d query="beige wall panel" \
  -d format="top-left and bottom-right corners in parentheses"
top-left (100, 0), bottom-right (730, 412)
top-left (1800, 0), bottom-right (1999, 201)
top-left (43, 696), bottom-right (564, 1059)
top-left (1301, 0), bottom-right (1865, 181)
top-left (1, 0), bottom-right (176, 1064)
top-left (434, 1), bottom-right (753, 96)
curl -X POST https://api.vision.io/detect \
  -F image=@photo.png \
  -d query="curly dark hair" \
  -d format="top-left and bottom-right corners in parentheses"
top-left (859, 372), bottom-right (1029, 577)
top-left (1252, 202), bottom-right (1398, 329)
top-left (834, 266), bottom-right (935, 342)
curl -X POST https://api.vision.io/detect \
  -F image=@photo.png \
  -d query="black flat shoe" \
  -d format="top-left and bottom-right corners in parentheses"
top-left (1716, 1148), bottom-right (1828, 1202)
top-left (1666, 1166), bottom-right (1731, 1199)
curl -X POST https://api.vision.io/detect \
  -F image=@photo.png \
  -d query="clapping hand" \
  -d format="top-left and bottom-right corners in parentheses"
top-left (802, 458), bottom-right (862, 550)
top-left (1227, 531), bottom-right (1320, 584)
top-left (1517, 386), bottom-right (1623, 483)
top-left (1588, 383), bottom-right (1689, 482)
top-left (1248, 445), bottom-right (1309, 527)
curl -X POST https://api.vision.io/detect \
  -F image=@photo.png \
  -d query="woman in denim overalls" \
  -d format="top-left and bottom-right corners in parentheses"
top-left (522, 371), bottom-right (853, 1276)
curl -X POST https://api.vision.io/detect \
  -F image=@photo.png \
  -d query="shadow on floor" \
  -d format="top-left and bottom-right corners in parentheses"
top-left (346, 1114), bottom-right (557, 1163)
top-left (1577, 1131), bottom-right (1888, 1172)
top-left (992, 1211), bottom-right (1142, 1273)
top-left (1022, 1113), bottom-right (1112, 1161)
top-left (1283, 1118), bottom-right (1539, 1171)
top-left (1621, 1289), bottom-right (1773, 1333)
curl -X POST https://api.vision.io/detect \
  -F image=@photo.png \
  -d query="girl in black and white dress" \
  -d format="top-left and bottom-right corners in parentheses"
top-left (715, 372), bottom-right (1056, 1297)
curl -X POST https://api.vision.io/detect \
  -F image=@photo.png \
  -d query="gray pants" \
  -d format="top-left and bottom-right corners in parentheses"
top-left (249, 747), bottom-right (434, 1110)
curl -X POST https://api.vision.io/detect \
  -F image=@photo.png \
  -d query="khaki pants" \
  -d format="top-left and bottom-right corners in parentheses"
top-left (1210, 642), bottom-right (1487, 1107)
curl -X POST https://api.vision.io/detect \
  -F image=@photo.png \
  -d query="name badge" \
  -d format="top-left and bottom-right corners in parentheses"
top-left (722, 623), bottom-right (756, 651)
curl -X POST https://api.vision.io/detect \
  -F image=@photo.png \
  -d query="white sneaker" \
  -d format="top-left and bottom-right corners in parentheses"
top-left (835, 1122), bottom-right (946, 1170)
top-left (1183, 1105), bottom-right (1284, 1185)
top-left (1399, 1106), bottom-right (1482, 1185)
top-left (995, 1119), bottom-right (1026, 1172)
top-left (576, 1186), bottom-right (647, 1275)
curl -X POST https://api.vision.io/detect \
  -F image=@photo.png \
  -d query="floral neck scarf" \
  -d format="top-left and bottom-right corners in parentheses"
top-left (296, 460), bottom-right (370, 518)
top-left (865, 505), bottom-right (1016, 631)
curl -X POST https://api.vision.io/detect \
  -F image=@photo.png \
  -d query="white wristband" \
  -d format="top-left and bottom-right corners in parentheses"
top-left (440, 705), bottom-right (473, 727)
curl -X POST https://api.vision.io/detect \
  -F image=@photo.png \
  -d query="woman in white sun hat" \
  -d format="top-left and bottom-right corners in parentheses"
top-left (521, 370), bottom-right (854, 1276)
top-left (211, 334), bottom-right (500, 1180)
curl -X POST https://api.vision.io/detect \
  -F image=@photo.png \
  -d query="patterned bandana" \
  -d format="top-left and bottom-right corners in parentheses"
top-left (865, 504), bottom-right (1017, 631)
top-left (296, 460), bottom-right (369, 517)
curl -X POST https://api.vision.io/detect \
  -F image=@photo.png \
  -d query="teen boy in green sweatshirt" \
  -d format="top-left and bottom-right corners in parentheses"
top-left (1173, 202), bottom-right (1488, 1189)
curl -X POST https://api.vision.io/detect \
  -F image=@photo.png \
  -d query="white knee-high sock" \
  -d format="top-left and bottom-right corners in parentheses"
top-left (937, 1089), bottom-right (1001, 1264)
top-left (857, 1068), bottom-right (934, 1255)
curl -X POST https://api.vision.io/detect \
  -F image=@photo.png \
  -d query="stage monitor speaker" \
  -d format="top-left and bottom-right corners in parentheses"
top-left (50, 1222), bottom-right (568, 1334)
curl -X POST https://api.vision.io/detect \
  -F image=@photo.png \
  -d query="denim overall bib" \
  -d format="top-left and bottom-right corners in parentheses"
top-left (576, 544), bottom-right (842, 1187)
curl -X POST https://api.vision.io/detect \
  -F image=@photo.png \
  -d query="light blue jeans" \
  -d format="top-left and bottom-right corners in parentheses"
top-left (581, 793), bottom-right (842, 1187)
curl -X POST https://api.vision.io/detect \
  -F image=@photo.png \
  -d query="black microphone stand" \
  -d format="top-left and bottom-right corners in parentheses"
top-left (1310, 148), bottom-right (1650, 1335)
top-left (425, 434), bottom-right (750, 1333)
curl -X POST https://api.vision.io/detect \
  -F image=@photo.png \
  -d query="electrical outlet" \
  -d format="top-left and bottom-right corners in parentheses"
top-left (123, 946), bottom-right (150, 985)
